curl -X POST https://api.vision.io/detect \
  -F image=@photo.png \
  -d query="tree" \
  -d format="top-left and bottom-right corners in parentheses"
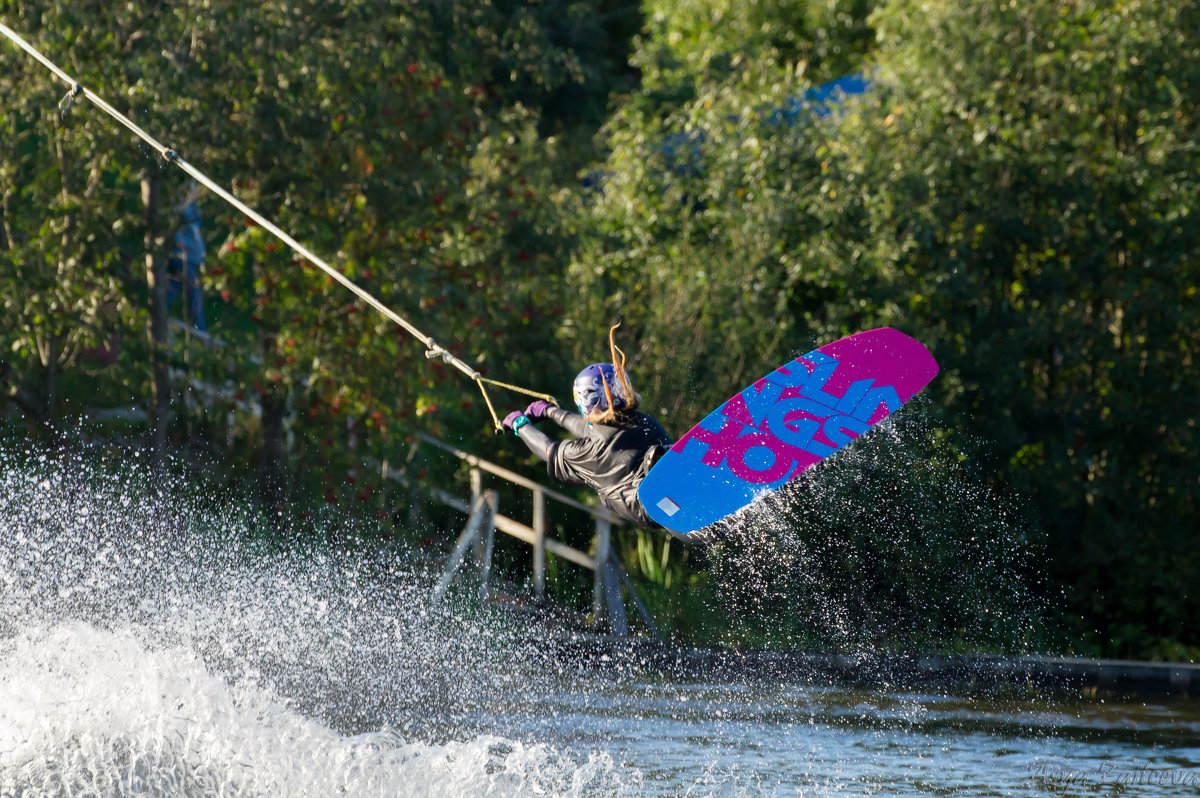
top-left (2, 1), bottom-right (618, 513)
top-left (814, 0), bottom-right (1200, 656)
top-left (0, 3), bottom-right (132, 425)
top-left (634, 0), bottom-right (878, 103)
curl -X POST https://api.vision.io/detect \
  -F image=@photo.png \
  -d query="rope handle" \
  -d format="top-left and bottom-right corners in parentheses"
top-left (475, 377), bottom-right (559, 433)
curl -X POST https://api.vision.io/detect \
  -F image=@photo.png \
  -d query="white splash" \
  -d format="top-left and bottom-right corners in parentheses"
top-left (0, 445), bottom-right (633, 797)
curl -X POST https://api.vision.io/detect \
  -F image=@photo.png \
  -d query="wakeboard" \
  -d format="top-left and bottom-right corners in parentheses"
top-left (638, 328), bottom-right (939, 536)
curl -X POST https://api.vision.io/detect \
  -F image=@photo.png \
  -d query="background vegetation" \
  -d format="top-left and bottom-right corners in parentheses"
top-left (2, 0), bottom-right (1196, 660)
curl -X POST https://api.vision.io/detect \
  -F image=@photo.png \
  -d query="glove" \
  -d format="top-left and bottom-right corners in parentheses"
top-left (502, 411), bottom-right (528, 435)
top-left (524, 400), bottom-right (553, 421)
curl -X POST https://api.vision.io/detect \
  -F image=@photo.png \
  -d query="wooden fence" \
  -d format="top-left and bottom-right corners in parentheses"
top-left (382, 434), bottom-right (657, 638)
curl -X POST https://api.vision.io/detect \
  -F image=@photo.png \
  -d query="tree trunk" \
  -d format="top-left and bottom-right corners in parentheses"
top-left (142, 174), bottom-right (171, 465)
top-left (0, 190), bottom-right (12, 252)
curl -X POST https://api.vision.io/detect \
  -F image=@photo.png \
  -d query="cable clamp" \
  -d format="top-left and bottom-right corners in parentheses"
top-left (58, 83), bottom-right (83, 119)
top-left (424, 341), bottom-right (461, 368)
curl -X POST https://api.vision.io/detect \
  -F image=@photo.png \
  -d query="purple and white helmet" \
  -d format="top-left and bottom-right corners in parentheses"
top-left (572, 363), bottom-right (629, 415)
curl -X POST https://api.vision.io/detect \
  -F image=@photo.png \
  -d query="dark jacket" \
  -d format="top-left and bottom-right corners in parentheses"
top-left (516, 407), bottom-right (673, 528)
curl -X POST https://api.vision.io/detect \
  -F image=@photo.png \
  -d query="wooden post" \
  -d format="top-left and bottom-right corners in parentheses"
top-left (602, 554), bottom-right (628, 636)
top-left (616, 559), bottom-right (657, 639)
top-left (592, 517), bottom-right (611, 626)
top-left (258, 383), bottom-right (288, 523)
top-left (432, 492), bottom-right (490, 603)
top-left (469, 467), bottom-right (484, 565)
top-left (532, 486), bottom-right (546, 601)
top-left (401, 441), bottom-right (426, 530)
top-left (477, 490), bottom-right (497, 600)
top-left (406, 434), bottom-right (635, 625)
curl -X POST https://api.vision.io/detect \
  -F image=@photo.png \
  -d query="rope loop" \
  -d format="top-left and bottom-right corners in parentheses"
top-left (57, 82), bottom-right (83, 118)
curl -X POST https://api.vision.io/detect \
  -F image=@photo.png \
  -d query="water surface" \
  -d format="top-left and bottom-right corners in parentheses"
top-left (2, 447), bottom-right (1197, 796)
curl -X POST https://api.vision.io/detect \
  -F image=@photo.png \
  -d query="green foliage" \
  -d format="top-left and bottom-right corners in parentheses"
top-left (0, 4), bottom-right (135, 418)
top-left (1, 0), bottom-right (594, 476)
top-left (706, 413), bottom-right (1055, 653)
top-left (814, 0), bottom-right (1200, 656)
top-left (613, 526), bottom-right (720, 640)
top-left (424, 0), bottom-right (641, 135)
top-left (635, 0), bottom-right (877, 100)
top-left (563, 0), bottom-right (1200, 656)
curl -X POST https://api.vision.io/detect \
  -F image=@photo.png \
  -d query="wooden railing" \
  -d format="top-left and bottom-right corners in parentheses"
top-left (383, 434), bottom-right (657, 637)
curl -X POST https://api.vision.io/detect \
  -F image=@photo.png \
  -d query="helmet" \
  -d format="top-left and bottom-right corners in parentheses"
top-left (572, 363), bottom-right (628, 416)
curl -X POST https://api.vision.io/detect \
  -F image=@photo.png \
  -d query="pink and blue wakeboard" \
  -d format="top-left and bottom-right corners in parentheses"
top-left (638, 328), bottom-right (939, 535)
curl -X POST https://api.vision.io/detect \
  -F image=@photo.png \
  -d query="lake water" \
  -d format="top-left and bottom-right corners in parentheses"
top-left (3, 447), bottom-right (1199, 797)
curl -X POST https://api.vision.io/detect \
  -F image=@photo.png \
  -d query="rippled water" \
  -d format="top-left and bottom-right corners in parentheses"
top-left (479, 677), bottom-right (1200, 795)
top-left (2, 444), bottom-right (1198, 796)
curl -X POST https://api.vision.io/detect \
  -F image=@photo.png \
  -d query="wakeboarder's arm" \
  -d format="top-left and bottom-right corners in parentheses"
top-left (514, 422), bottom-right (555, 462)
top-left (543, 406), bottom-right (589, 438)
top-left (511, 402), bottom-right (588, 463)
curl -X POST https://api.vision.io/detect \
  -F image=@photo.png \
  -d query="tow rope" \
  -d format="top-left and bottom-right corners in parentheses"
top-left (0, 22), bottom-right (557, 432)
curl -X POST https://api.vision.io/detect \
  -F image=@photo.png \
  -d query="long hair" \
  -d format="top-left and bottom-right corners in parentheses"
top-left (585, 323), bottom-right (641, 425)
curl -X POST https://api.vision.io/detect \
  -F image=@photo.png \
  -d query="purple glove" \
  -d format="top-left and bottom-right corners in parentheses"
top-left (524, 400), bottom-right (553, 421)
top-left (502, 411), bottom-right (526, 433)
